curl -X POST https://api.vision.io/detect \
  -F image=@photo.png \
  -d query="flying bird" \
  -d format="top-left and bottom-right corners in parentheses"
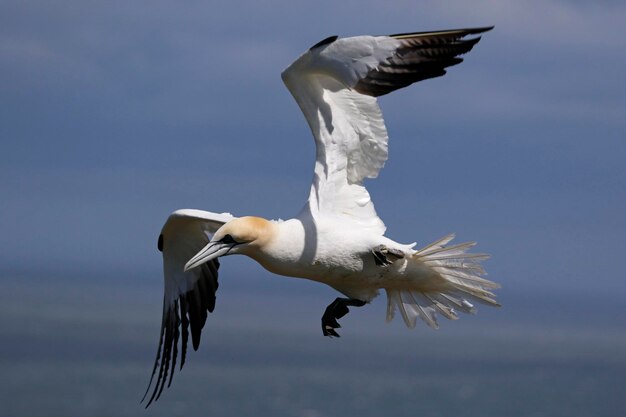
top-left (143, 26), bottom-right (499, 406)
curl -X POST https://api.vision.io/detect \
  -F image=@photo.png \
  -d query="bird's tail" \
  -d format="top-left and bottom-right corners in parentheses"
top-left (385, 234), bottom-right (500, 329)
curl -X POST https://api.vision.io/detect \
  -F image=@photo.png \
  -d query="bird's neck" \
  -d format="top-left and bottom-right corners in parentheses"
top-left (243, 218), bottom-right (309, 276)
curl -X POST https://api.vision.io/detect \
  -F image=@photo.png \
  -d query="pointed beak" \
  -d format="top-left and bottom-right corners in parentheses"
top-left (184, 241), bottom-right (233, 271)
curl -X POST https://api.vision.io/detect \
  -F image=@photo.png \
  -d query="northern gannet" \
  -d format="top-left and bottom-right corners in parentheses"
top-left (143, 26), bottom-right (499, 405)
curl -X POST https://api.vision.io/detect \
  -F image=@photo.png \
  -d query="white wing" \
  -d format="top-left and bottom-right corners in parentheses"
top-left (282, 27), bottom-right (492, 234)
top-left (143, 209), bottom-right (234, 406)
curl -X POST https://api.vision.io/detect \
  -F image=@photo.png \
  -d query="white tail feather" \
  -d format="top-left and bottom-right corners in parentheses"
top-left (385, 234), bottom-right (500, 329)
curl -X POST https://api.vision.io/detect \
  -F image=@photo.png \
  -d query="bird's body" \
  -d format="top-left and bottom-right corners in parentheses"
top-left (241, 215), bottom-right (408, 301)
top-left (144, 26), bottom-right (500, 406)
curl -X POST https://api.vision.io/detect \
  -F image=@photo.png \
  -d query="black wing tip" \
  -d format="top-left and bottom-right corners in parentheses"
top-left (191, 329), bottom-right (202, 351)
top-left (309, 35), bottom-right (338, 50)
top-left (142, 256), bottom-right (219, 407)
top-left (142, 302), bottom-right (179, 408)
top-left (390, 25), bottom-right (494, 39)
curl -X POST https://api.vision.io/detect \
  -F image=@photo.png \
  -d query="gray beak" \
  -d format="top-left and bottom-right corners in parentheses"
top-left (184, 241), bottom-right (234, 271)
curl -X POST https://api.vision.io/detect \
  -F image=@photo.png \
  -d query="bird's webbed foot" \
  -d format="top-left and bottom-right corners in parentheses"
top-left (321, 297), bottom-right (366, 337)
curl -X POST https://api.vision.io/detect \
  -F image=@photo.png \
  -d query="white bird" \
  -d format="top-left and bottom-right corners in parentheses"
top-left (143, 26), bottom-right (499, 405)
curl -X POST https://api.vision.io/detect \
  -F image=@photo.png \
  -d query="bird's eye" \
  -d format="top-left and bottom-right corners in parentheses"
top-left (221, 234), bottom-right (236, 244)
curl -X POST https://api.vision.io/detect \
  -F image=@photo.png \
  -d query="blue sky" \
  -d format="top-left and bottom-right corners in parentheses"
top-left (2, 3), bottom-right (626, 415)
top-left (1, 0), bottom-right (625, 298)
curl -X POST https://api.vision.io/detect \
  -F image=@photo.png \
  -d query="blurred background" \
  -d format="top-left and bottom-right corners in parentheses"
top-left (1, 0), bottom-right (625, 416)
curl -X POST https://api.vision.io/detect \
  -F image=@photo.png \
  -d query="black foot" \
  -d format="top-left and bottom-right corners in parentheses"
top-left (321, 297), bottom-right (366, 337)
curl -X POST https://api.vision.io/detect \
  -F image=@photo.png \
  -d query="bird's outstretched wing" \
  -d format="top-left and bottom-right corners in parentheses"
top-left (282, 27), bottom-right (492, 235)
top-left (142, 209), bottom-right (235, 407)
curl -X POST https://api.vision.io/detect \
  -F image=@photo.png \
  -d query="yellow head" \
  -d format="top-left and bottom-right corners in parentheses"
top-left (212, 216), bottom-right (274, 248)
top-left (184, 216), bottom-right (275, 271)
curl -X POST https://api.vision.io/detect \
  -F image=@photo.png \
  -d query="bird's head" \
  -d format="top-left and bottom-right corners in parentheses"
top-left (184, 216), bottom-right (274, 271)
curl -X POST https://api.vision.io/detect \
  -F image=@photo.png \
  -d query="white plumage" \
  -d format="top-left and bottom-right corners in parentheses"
top-left (144, 26), bottom-right (499, 405)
